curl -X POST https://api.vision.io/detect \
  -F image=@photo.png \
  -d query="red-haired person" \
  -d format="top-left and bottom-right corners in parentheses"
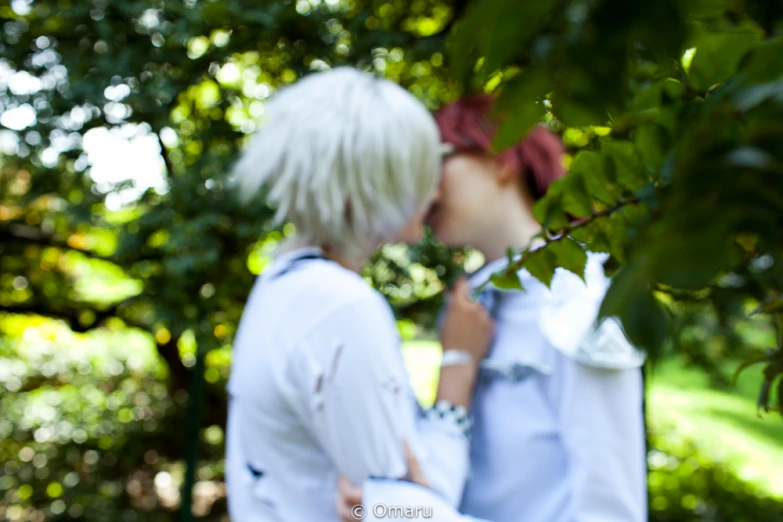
top-left (339, 95), bottom-right (647, 522)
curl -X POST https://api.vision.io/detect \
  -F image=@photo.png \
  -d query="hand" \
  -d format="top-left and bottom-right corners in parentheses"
top-left (337, 475), bottom-right (362, 522)
top-left (402, 440), bottom-right (428, 487)
top-left (439, 278), bottom-right (494, 366)
top-left (336, 442), bottom-right (428, 522)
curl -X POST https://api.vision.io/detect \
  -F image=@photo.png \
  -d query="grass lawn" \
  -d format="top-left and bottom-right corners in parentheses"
top-left (401, 340), bottom-right (783, 498)
top-left (647, 358), bottom-right (783, 497)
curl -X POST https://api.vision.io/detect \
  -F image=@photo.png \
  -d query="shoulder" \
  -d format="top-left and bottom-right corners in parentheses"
top-left (275, 262), bottom-right (404, 388)
top-left (278, 261), bottom-right (397, 343)
top-left (539, 252), bottom-right (645, 370)
top-left (240, 258), bottom-right (395, 356)
top-left (277, 259), bottom-right (391, 320)
top-left (297, 259), bottom-right (379, 302)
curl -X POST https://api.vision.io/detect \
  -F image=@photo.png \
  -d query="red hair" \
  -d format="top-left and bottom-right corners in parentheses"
top-left (434, 94), bottom-right (566, 200)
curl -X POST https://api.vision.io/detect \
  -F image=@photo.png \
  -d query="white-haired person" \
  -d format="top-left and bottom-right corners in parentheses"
top-left (225, 68), bottom-right (496, 522)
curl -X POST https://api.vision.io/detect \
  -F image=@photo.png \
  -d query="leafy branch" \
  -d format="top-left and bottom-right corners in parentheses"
top-left (0, 296), bottom-right (142, 334)
top-left (734, 303), bottom-right (783, 417)
top-left (475, 197), bottom-right (640, 296)
top-left (0, 297), bottom-right (192, 393)
top-left (1, 222), bottom-right (113, 262)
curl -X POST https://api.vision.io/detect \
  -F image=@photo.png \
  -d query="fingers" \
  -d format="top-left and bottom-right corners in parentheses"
top-left (449, 277), bottom-right (475, 306)
top-left (337, 498), bottom-right (354, 522)
top-left (337, 476), bottom-right (363, 522)
top-left (446, 278), bottom-right (493, 323)
top-left (402, 441), bottom-right (420, 477)
top-left (338, 476), bottom-right (363, 505)
top-left (402, 440), bottom-right (429, 488)
top-left (451, 277), bottom-right (471, 297)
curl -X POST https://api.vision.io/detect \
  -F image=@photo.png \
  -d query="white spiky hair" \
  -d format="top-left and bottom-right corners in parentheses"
top-left (234, 67), bottom-right (440, 260)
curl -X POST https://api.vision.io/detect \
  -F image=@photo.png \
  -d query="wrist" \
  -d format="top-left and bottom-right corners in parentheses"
top-left (426, 400), bottom-right (472, 437)
top-left (435, 363), bottom-right (478, 409)
top-left (440, 349), bottom-right (475, 369)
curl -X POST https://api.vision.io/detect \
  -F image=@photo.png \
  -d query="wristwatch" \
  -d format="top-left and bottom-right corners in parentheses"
top-left (440, 349), bottom-right (473, 368)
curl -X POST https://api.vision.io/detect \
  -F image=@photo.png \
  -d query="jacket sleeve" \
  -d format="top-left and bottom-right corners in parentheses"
top-left (553, 353), bottom-right (648, 522)
top-left (284, 292), bottom-right (470, 506)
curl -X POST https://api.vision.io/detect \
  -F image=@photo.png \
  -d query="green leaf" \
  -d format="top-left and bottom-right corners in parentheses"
top-left (778, 377), bottom-right (783, 418)
top-left (636, 123), bottom-right (670, 173)
top-left (524, 247), bottom-right (557, 288)
top-left (481, 0), bottom-right (558, 74)
top-left (493, 70), bottom-right (550, 151)
top-left (604, 141), bottom-right (648, 191)
top-left (740, 37), bottom-right (783, 84)
top-left (569, 151), bottom-right (622, 205)
top-left (490, 270), bottom-right (524, 291)
top-left (689, 26), bottom-right (763, 91)
top-left (658, 152), bottom-right (677, 184)
top-left (662, 78), bottom-right (686, 99)
top-left (448, 0), bottom-right (557, 84)
top-left (559, 172), bottom-right (593, 217)
top-left (549, 237), bottom-right (588, 281)
top-left (601, 211), bottom-right (632, 263)
top-left (624, 291), bottom-right (669, 356)
top-left (681, 0), bottom-right (731, 18)
top-left (599, 262), bottom-right (669, 356)
top-left (588, 229), bottom-right (613, 254)
top-left (733, 79), bottom-right (783, 112)
top-left (749, 297), bottom-right (783, 317)
top-left (758, 378), bottom-right (772, 414)
top-left (554, 98), bottom-right (608, 127)
top-left (630, 81), bottom-right (664, 112)
top-left (570, 221), bottom-right (613, 254)
top-left (732, 351), bottom-right (770, 386)
top-left (532, 190), bottom-right (570, 230)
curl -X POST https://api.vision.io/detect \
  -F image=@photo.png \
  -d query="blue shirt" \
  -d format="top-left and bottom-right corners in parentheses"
top-left (458, 253), bottom-right (647, 522)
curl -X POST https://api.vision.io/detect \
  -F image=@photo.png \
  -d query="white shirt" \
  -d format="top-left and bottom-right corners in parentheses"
top-left (225, 248), bottom-right (469, 522)
top-left (364, 253), bottom-right (647, 522)
top-left (458, 253), bottom-right (647, 522)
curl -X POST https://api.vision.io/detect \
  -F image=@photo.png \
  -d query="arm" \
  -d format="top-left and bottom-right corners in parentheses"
top-left (555, 357), bottom-right (647, 522)
top-left (297, 293), bottom-right (421, 484)
top-left (338, 444), bottom-right (493, 522)
top-left (415, 277), bottom-right (494, 503)
top-left (291, 292), bottom-right (474, 503)
top-left (435, 278), bottom-right (494, 410)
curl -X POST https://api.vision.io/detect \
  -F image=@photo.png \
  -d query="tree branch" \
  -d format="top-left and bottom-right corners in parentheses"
top-left (1, 221), bottom-right (164, 263)
top-left (0, 299), bottom-right (192, 394)
top-left (548, 197), bottom-right (641, 242)
top-left (156, 132), bottom-right (176, 180)
top-left (0, 296), bottom-right (142, 333)
top-left (156, 333), bottom-right (191, 393)
top-left (0, 222), bottom-right (111, 261)
top-left (474, 197), bottom-right (641, 294)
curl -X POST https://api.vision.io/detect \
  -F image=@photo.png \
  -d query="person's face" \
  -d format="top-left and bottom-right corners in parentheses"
top-left (426, 151), bottom-right (505, 247)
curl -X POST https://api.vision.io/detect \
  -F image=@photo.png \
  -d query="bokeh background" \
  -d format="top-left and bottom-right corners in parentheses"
top-left (2, 0), bottom-right (783, 521)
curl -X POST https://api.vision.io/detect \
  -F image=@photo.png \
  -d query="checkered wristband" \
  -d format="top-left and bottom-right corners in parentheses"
top-left (425, 400), bottom-right (472, 437)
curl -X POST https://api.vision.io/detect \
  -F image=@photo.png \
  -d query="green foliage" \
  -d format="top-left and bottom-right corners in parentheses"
top-left (0, 0), bottom-right (462, 518)
top-left (449, 0), bottom-right (783, 396)
top-left (0, 316), bottom-right (231, 521)
top-left (648, 423), bottom-right (783, 522)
